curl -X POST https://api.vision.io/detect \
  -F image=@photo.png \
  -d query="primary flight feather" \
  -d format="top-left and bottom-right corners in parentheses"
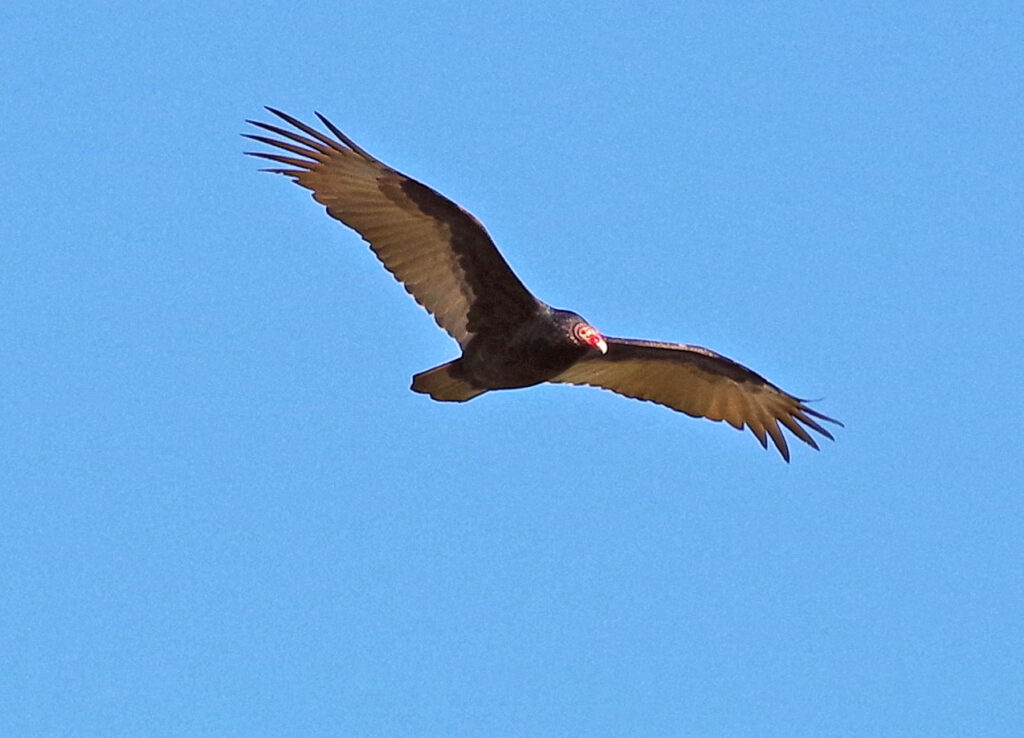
top-left (245, 108), bottom-right (841, 461)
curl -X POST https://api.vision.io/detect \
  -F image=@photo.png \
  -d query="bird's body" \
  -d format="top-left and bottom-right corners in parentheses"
top-left (246, 108), bottom-right (841, 460)
top-left (419, 306), bottom-right (601, 397)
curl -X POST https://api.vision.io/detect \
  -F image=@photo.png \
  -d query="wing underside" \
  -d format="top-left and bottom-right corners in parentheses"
top-left (553, 337), bottom-right (840, 461)
top-left (245, 109), bottom-right (539, 346)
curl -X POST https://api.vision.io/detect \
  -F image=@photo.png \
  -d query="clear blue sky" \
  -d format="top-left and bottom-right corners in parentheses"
top-left (3, 2), bottom-right (1023, 735)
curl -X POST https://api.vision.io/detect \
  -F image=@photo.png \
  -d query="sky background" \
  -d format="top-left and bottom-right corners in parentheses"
top-left (3, 2), bottom-right (1023, 735)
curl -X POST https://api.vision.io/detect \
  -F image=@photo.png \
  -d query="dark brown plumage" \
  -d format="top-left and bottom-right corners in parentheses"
top-left (245, 108), bottom-right (841, 460)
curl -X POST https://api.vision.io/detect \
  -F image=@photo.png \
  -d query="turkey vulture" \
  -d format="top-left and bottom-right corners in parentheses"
top-left (245, 108), bottom-right (840, 461)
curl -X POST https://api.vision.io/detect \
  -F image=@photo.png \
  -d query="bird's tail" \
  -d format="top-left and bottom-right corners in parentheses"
top-left (411, 360), bottom-right (487, 402)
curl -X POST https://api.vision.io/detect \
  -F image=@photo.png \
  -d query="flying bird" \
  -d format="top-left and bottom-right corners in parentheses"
top-left (245, 108), bottom-right (840, 461)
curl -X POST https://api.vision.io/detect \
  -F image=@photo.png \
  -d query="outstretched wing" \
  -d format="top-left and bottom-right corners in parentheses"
top-left (245, 108), bottom-right (540, 346)
top-left (552, 337), bottom-right (841, 461)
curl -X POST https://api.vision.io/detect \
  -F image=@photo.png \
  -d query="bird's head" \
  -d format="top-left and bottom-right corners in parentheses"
top-left (572, 321), bottom-right (608, 354)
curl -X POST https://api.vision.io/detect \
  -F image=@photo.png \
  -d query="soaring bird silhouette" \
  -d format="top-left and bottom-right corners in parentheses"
top-left (245, 108), bottom-right (840, 460)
